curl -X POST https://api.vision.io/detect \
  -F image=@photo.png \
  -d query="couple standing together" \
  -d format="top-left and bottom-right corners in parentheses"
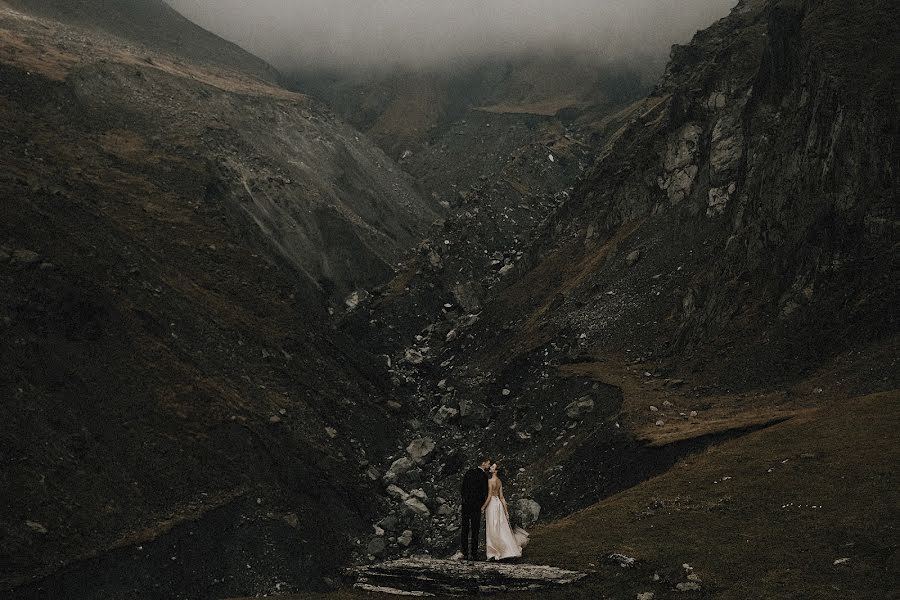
top-left (460, 457), bottom-right (529, 561)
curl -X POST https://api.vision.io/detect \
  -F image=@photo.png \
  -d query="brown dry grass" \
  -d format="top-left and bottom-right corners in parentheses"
top-left (475, 95), bottom-right (584, 117)
top-left (0, 5), bottom-right (306, 100)
top-left (558, 358), bottom-right (817, 446)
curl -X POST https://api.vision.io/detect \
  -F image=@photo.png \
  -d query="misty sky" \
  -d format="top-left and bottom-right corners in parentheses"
top-left (165, 0), bottom-right (736, 72)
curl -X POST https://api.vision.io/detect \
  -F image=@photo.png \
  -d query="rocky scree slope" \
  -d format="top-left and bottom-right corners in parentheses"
top-left (335, 0), bottom-right (899, 566)
top-left (0, 2), bottom-right (436, 598)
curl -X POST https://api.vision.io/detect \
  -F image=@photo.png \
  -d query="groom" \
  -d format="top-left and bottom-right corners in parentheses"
top-left (460, 456), bottom-right (490, 560)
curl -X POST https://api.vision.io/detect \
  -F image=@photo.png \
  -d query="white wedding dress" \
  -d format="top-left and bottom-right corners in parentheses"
top-left (485, 496), bottom-right (529, 560)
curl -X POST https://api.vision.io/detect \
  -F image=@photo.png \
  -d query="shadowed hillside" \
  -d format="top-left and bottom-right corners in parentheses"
top-left (0, 0), bottom-right (437, 597)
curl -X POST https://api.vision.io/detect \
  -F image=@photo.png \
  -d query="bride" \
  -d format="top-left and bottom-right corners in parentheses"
top-left (481, 463), bottom-right (529, 560)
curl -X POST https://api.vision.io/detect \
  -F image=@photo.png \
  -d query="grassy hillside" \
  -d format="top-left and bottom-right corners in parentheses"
top-left (3, 0), bottom-right (279, 82)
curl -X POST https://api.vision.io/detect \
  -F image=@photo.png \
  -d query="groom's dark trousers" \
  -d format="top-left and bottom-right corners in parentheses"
top-left (460, 466), bottom-right (489, 558)
top-left (460, 508), bottom-right (481, 559)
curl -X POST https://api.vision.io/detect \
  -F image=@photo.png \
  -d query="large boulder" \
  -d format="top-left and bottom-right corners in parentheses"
top-left (513, 499), bottom-right (541, 526)
top-left (404, 497), bottom-right (431, 517)
top-left (406, 437), bottom-right (437, 464)
top-left (386, 484), bottom-right (410, 500)
top-left (432, 406), bottom-right (459, 426)
top-left (384, 457), bottom-right (415, 483)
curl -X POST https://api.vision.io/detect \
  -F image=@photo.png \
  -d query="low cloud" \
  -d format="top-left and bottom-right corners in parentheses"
top-left (166, 0), bottom-right (736, 73)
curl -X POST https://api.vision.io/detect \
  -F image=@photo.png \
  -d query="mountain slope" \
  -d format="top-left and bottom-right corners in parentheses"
top-left (5, 0), bottom-right (279, 83)
top-left (0, 1), bottom-right (436, 597)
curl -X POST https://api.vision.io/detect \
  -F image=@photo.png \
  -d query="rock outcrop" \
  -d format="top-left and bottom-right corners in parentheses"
top-left (345, 558), bottom-right (587, 596)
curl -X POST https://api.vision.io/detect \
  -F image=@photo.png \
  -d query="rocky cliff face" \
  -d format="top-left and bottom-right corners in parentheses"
top-left (508, 0), bottom-right (898, 387)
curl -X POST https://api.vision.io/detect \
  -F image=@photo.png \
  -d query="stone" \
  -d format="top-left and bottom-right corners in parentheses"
top-left (607, 553), bottom-right (636, 568)
top-left (366, 466), bottom-right (382, 481)
top-left (344, 290), bottom-right (369, 311)
top-left (345, 558), bottom-right (587, 595)
top-left (445, 329), bottom-right (458, 342)
top-left (410, 488), bottom-right (428, 501)
top-left (269, 415), bottom-right (282, 424)
top-left (367, 537), bottom-right (387, 557)
top-left (386, 400), bottom-right (403, 412)
top-left (386, 484), bottom-right (410, 500)
top-left (649, 405), bottom-right (659, 412)
top-left (25, 520), bottom-right (47, 534)
top-left (407, 437), bottom-right (437, 463)
top-left (398, 529), bottom-right (414, 547)
top-left (513, 498), bottom-right (541, 526)
top-left (384, 457), bottom-right (415, 483)
top-left (437, 503), bottom-right (454, 516)
top-left (676, 581), bottom-right (701, 592)
top-left (404, 497), bottom-right (430, 516)
top-left (565, 396), bottom-right (594, 419)
top-left (709, 92), bottom-right (727, 109)
top-left (625, 249), bottom-right (642, 266)
top-left (638, 593), bottom-right (655, 600)
top-left (498, 263), bottom-right (514, 276)
top-left (405, 349), bottom-right (425, 365)
top-left (655, 420), bottom-right (665, 426)
top-left (432, 406), bottom-right (458, 426)
top-left (665, 165), bottom-right (699, 204)
top-left (325, 427), bottom-right (337, 438)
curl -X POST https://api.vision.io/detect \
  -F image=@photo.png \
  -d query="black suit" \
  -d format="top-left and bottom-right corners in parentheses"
top-left (460, 467), bottom-right (489, 558)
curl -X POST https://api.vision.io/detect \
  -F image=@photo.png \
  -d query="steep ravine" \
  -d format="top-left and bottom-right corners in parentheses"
top-left (336, 0), bottom-right (899, 575)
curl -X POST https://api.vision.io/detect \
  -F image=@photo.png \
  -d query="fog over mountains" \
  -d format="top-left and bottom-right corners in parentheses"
top-left (164, 0), bottom-right (737, 72)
